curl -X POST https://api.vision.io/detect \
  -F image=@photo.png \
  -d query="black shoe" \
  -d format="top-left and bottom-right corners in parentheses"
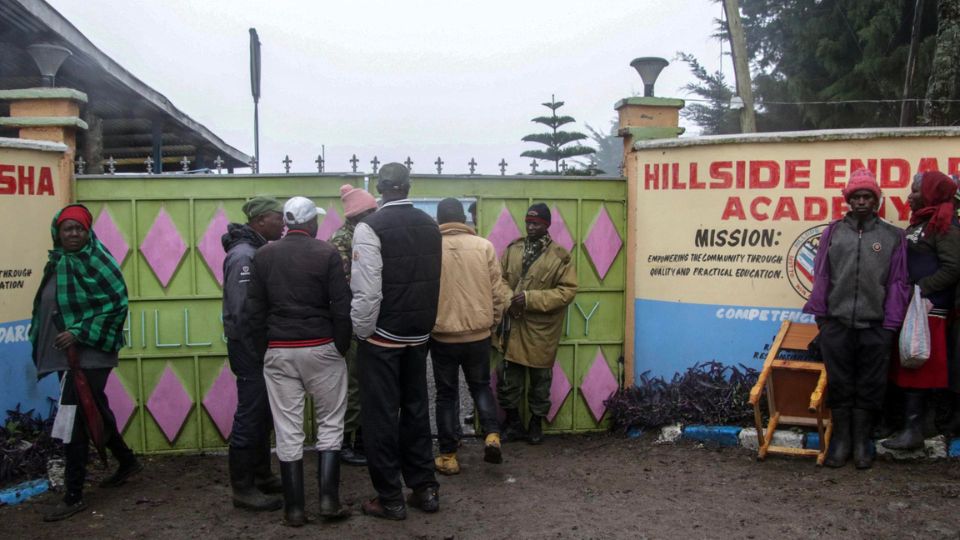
top-left (99, 456), bottom-right (143, 488)
top-left (406, 485), bottom-right (439, 513)
top-left (852, 408), bottom-right (875, 469)
top-left (882, 391), bottom-right (925, 451)
top-left (340, 431), bottom-right (368, 466)
top-left (501, 408), bottom-right (526, 442)
top-left (43, 499), bottom-right (87, 522)
top-left (318, 451), bottom-right (350, 520)
top-left (280, 460), bottom-right (306, 526)
top-left (825, 407), bottom-right (852, 468)
top-left (942, 392), bottom-right (960, 437)
top-left (230, 447), bottom-right (283, 512)
top-left (361, 497), bottom-right (407, 520)
top-left (527, 415), bottom-right (544, 445)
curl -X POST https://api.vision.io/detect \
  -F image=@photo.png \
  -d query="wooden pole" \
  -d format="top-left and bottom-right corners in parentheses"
top-left (900, 0), bottom-right (926, 126)
top-left (723, 0), bottom-right (757, 133)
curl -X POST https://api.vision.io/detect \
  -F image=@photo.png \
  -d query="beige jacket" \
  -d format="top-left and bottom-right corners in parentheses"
top-left (498, 237), bottom-right (578, 368)
top-left (432, 223), bottom-right (511, 343)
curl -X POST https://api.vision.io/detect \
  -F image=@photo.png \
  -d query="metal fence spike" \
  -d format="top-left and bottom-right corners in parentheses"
top-left (404, 156), bottom-right (413, 172)
top-left (75, 156), bottom-right (85, 175)
top-left (499, 158), bottom-right (507, 176)
top-left (213, 155), bottom-right (224, 174)
top-left (371, 155), bottom-right (380, 174)
top-left (435, 156), bottom-right (443, 174)
top-left (283, 155), bottom-right (292, 173)
top-left (180, 156), bottom-right (190, 172)
top-left (106, 156), bottom-right (116, 174)
top-left (350, 154), bottom-right (359, 173)
top-left (316, 154), bottom-right (324, 173)
top-left (468, 158), bottom-right (477, 174)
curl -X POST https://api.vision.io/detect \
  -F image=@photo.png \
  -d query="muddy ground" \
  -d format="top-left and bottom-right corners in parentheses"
top-left (3, 433), bottom-right (960, 539)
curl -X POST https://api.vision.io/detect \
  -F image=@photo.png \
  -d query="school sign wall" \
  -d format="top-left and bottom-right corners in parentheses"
top-left (0, 138), bottom-right (71, 417)
top-left (628, 127), bottom-right (960, 381)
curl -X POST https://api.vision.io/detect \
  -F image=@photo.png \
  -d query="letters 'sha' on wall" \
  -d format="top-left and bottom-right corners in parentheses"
top-left (631, 129), bottom-right (960, 380)
top-left (0, 142), bottom-right (70, 417)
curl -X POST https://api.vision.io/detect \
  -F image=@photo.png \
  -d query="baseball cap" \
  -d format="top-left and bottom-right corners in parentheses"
top-left (283, 196), bottom-right (325, 225)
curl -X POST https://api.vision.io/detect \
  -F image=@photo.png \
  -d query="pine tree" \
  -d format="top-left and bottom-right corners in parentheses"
top-left (521, 95), bottom-right (595, 173)
top-left (677, 52), bottom-right (741, 135)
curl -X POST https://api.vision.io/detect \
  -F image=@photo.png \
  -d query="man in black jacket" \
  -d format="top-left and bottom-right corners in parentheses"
top-left (246, 196), bottom-right (353, 526)
top-left (351, 163), bottom-right (442, 520)
top-left (221, 196), bottom-right (284, 511)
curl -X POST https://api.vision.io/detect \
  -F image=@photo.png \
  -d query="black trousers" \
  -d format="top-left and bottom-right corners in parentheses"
top-left (819, 319), bottom-right (894, 411)
top-left (358, 340), bottom-right (437, 504)
top-left (61, 368), bottom-right (134, 502)
top-left (227, 337), bottom-right (273, 452)
top-left (430, 337), bottom-right (499, 454)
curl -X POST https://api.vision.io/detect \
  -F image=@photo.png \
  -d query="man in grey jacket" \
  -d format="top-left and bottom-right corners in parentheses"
top-left (221, 196), bottom-right (284, 511)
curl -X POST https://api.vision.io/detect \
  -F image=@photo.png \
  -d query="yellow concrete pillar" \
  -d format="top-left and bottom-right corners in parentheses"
top-left (616, 96), bottom-right (684, 387)
top-left (0, 88), bottom-right (88, 200)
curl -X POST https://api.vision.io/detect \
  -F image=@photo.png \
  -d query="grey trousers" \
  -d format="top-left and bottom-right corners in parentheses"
top-left (263, 343), bottom-right (347, 461)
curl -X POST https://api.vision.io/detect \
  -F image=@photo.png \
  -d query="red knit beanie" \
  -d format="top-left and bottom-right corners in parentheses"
top-left (841, 168), bottom-right (882, 201)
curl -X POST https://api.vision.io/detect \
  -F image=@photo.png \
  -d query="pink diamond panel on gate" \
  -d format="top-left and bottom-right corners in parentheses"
top-left (140, 207), bottom-right (188, 288)
top-left (316, 206), bottom-right (344, 242)
top-left (202, 361), bottom-right (237, 440)
top-left (583, 205), bottom-right (622, 281)
top-left (487, 206), bottom-right (522, 259)
top-left (547, 362), bottom-right (572, 423)
top-left (198, 208), bottom-right (230, 285)
top-left (548, 205), bottom-right (575, 253)
top-left (93, 207), bottom-right (129, 266)
top-left (104, 371), bottom-right (136, 433)
top-left (580, 349), bottom-right (619, 422)
top-left (146, 364), bottom-right (194, 443)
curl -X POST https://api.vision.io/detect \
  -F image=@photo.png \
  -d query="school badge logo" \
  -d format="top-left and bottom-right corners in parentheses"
top-left (785, 224), bottom-right (828, 300)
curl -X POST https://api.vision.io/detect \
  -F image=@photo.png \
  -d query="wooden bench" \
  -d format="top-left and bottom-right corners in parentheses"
top-left (748, 321), bottom-right (830, 465)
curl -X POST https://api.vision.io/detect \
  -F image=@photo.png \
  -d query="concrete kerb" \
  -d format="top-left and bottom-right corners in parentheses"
top-left (0, 479), bottom-right (49, 506)
top-left (660, 424), bottom-right (960, 459)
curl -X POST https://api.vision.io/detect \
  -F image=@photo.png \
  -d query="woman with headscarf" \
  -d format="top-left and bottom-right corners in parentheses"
top-left (29, 204), bottom-right (141, 522)
top-left (883, 171), bottom-right (960, 450)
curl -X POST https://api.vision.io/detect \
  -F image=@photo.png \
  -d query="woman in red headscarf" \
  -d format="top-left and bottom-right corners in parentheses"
top-left (884, 171), bottom-right (960, 450)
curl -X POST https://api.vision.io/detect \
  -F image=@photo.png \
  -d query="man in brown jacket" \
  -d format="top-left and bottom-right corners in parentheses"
top-left (496, 203), bottom-right (578, 444)
top-left (430, 198), bottom-right (511, 475)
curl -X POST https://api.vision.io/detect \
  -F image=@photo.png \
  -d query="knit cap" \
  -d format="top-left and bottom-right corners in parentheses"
top-left (339, 184), bottom-right (378, 218)
top-left (841, 168), bottom-right (881, 201)
top-left (525, 203), bottom-right (551, 226)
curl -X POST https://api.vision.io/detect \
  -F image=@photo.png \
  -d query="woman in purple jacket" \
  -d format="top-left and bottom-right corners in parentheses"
top-left (803, 169), bottom-right (911, 469)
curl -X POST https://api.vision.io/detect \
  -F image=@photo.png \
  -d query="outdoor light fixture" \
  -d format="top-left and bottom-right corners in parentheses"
top-left (26, 43), bottom-right (73, 87)
top-left (630, 57), bottom-right (669, 97)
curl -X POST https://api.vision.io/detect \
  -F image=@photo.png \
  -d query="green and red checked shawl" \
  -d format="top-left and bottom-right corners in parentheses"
top-left (29, 207), bottom-right (128, 354)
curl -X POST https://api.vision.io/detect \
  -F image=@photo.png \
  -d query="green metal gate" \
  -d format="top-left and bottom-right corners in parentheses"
top-left (76, 172), bottom-right (626, 454)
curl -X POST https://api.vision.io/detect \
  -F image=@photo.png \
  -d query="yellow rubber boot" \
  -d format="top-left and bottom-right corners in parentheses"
top-left (484, 433), bottom-right (503, 464)
top-left (434, 452), bottom-right (460, 475)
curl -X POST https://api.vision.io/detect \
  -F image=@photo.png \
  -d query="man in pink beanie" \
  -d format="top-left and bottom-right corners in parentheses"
top-left (330, 185), bottom-right (379, 466)
top-left (803, 168), bottom-right (910, 470)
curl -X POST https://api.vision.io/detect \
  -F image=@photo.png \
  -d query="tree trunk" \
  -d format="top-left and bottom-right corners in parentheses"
top-left (923, 0), bottom-right (960, 125)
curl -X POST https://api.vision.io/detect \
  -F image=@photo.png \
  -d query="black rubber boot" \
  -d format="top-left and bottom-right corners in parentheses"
top-left (824, 407), bottom-right (852, 468)
top-left (852, 408), bottom-right (875, 469)
top-left (318, 450), bottom-right (350, 520)
top-left (882, 391), bottom-right (925, 451)
top-left (254, 439), bottom-right (282, 494)
top-left (501, 409), bottom-right (526, 442)
top-left (280, 460), bottom-right (306, 527)
top-left (527, 415), bottom-right (544, 445)
top-left (341, 430), bottom-right (368, 466)
top-left (230, 447), bottom-right (282, 511)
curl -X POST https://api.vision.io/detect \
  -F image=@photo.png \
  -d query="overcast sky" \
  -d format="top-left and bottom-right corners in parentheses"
top-left (50, 0), bottom-right (730, 175)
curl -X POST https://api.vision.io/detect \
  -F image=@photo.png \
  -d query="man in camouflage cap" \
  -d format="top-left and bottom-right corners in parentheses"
top-left (221, 196), bottom-right (285, 511)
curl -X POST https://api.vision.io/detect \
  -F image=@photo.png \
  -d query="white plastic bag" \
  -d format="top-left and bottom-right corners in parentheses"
top-left (898, 285), bottom-right (932, 369)
top-left (50, 375), bottom-right (75, 443)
